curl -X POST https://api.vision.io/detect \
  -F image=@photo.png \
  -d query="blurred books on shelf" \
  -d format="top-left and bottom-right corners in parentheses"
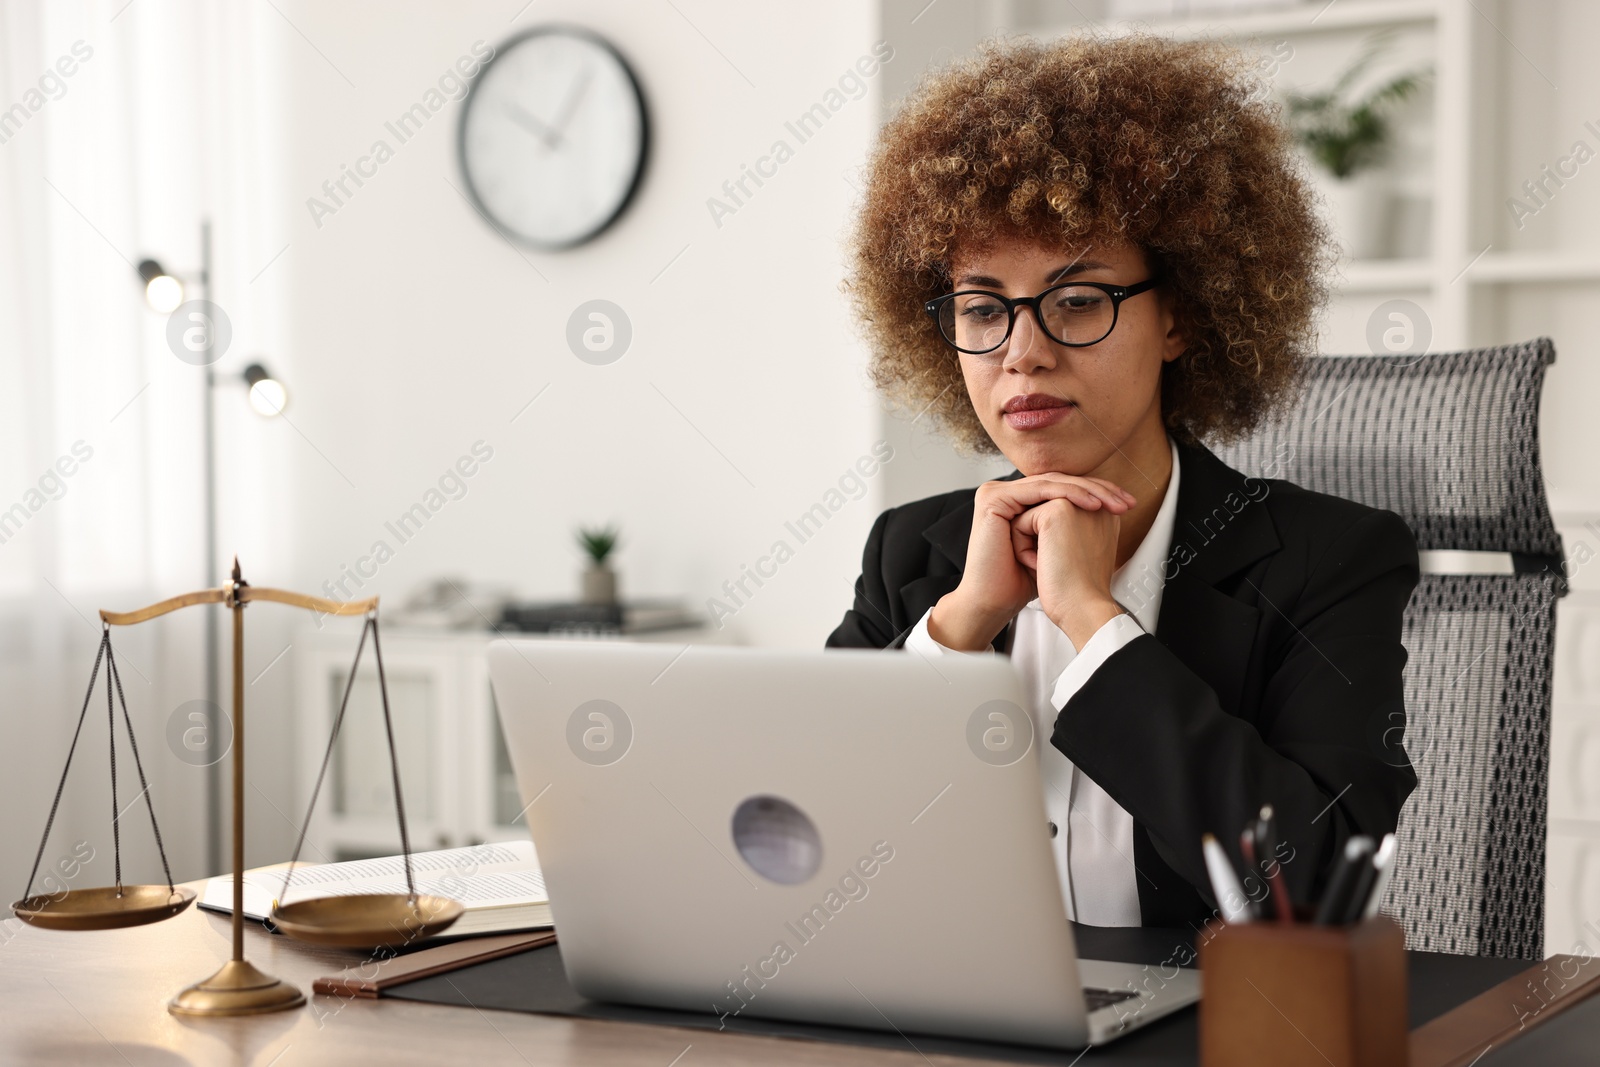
top-left (498, 597), bottom-right (704, 636)
top-left (389, 577), bottom-right (515, 629)
top-left (383, 579), bottom-right (705, 636)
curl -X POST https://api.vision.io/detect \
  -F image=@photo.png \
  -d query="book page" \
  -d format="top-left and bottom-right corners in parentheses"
top-left (202, 841), bottom-right (545, 916)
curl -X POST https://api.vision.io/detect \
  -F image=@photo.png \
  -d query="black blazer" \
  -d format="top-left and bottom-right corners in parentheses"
top-left (826, 440), bottom-right (1420, 927)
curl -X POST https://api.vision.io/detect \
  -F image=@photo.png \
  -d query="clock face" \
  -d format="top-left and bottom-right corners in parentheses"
top-left (459, 27), bottom-right (648, 249)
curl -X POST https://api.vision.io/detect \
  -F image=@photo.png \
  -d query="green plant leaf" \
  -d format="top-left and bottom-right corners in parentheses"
top-left (576, 524), bottom-right (620, 564)
top-left (1282, 32), bottom-right (1430, 180)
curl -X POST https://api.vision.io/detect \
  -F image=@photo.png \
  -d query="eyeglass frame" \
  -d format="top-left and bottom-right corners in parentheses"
top-left (923, 276), bottom-right (1162, 356)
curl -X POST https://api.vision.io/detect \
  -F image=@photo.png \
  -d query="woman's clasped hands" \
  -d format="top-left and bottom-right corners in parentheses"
top-left (926, 475), bottom-right (1134, 652)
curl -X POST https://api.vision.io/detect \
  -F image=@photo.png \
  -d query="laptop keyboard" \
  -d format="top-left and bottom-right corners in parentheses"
top-left (1084, 986), bottom-right (1140, 1012)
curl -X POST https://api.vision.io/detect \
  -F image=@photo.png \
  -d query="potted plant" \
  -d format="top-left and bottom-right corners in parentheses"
top-left (577, 524), bottom-right (621, 605)
top-left (1285, 35), bottom-right (1428, 260)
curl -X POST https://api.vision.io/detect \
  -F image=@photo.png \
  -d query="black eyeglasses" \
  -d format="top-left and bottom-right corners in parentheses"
top-left (924, 277), bottom-right (1160, 358)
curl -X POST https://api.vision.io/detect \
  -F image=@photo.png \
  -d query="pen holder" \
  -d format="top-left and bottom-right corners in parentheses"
top-left (1199, 916), bottom-right (1407, 1067)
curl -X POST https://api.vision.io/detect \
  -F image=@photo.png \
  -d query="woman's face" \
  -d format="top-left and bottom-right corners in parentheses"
top-left (946, 237), bottom-right (1185, 478)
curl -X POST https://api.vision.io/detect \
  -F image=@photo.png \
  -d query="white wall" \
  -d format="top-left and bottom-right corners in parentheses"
top-left (212, 1), bottom-right (889, 863)
top-left (267, 0), bottom-right (884, 645)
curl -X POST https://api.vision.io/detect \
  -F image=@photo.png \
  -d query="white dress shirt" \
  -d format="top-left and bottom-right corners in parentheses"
top-left (904, 439), bottom-right (1182, 926)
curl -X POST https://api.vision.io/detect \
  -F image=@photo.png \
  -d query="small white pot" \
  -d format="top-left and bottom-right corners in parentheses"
top-left (1321, 170), bottom-right (1393, 261)
top-left (581, 564), bottom-right (618, 605)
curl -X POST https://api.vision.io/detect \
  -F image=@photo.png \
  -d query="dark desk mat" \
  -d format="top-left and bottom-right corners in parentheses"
top-left (385, 925), bottom-right (1534, 1065)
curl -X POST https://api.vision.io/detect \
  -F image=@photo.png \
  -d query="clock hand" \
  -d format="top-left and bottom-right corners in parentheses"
top-left (503, 103), bottom-right (563, 150)
top-left (548, 64), bottom-right (595, 137)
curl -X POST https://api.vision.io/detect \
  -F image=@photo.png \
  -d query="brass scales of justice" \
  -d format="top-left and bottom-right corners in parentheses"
top-left (10, 560), bottom-right (466, 1016)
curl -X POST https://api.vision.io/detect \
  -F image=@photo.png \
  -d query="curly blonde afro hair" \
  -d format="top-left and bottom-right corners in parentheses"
top-left (848, 32), bottom-right (1334, 453)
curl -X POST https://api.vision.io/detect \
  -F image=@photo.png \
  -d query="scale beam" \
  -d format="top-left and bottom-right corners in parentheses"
top-left (99, 585), bottom-right (377, 626)
top-left (239, 586), bottom-right (379, 616)
top-left (98, 589), bottom-right (226, 626)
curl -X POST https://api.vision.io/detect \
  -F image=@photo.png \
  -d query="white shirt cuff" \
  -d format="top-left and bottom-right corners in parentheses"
top-left (902, 607), bottom-right (997, 658)
top-left (1049, 612), bottom-right (1144, 709)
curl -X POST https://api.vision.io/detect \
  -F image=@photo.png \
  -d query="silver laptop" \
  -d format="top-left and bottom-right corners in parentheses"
top-left (487, 639), bottom-right (1200, 1049)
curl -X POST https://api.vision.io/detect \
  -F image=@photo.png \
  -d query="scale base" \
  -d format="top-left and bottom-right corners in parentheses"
top-left (168, 959), bottom-right (305, 1016)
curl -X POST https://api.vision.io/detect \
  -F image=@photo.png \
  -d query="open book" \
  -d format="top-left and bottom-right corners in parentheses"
top-left (199, 840), bottom-right (551, 939)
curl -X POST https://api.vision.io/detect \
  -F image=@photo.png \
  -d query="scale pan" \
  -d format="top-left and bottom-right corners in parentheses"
top-left (271, 893), bottom-right (464, 948)
top-left (11, 885), bottom-right (196, 931)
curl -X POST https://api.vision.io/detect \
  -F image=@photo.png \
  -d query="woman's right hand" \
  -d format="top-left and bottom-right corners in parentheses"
top-left (926, 474), bottom-right (1135, 651)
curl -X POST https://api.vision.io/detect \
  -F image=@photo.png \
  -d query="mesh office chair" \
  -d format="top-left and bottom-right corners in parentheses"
top-left (1214, 337), bottom-right (1566, 960)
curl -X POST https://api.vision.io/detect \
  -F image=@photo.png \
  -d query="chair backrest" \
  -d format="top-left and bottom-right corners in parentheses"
top-left (1214, 337), bottom-right (1565, 960)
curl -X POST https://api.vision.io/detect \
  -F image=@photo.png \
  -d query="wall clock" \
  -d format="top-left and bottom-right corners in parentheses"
top-left (459, 26), bottom-right (649, 250)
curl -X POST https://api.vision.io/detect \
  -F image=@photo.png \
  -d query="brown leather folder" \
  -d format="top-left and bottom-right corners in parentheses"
top-left (313, 931), bottom-right (558, 998)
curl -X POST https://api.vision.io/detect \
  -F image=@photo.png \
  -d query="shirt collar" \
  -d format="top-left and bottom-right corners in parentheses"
top-left (1109, 437), bottom-right (1181, 631)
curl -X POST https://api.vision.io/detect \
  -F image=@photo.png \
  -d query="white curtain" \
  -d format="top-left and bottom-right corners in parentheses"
top-left (0, 0), bottom-right (289, 892)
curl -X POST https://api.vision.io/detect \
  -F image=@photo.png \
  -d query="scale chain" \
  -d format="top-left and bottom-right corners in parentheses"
top-left (21, 632), bottom-right (108, 902)
top-left (279, 616), bottom-right (372, 907)
top-left (370, 617), bottom-right (416, 901)
top-left (107, 629), bottom-right (121, 893)
top-left (106, 639), bottom-right (177, 892)
top-left (278, 613), bottom-right (418, 907)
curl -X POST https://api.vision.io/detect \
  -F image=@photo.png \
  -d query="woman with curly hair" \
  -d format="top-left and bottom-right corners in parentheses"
top-left (828, 34), bottom-right (1418, 930)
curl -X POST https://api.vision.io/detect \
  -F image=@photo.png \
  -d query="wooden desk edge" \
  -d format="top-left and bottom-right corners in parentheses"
top-left (1410, 952), bottom-right (1600, 1067)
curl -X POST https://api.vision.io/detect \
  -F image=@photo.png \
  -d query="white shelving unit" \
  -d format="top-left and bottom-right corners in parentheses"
top-left (292, 624), bottom-right (731, 862)
top-left (1033, 0), bottom-right (1481, 343)
top-left (1017, 0), bottom-right (1600, 341)
top-left (1075, 0), bottom-right (1440, 40)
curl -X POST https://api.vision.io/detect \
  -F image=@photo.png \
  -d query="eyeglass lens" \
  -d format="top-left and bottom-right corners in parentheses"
top-left (937, 286), bottom-right (1117, 354)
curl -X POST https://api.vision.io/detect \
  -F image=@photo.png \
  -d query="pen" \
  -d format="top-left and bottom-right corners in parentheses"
top-left (1238, 827), bottom-right (1263, 920)
top-left (1254, 805), bottom-right (1294, 924)
top-left (1340, 846), bottom-right (1380, 924)
top-left (1314, 835), bottom-right (1376, 925)
top-left (1361, 833), bottom-right (1398, 920)
top-left (1202, 833), bottom-right (1253, 924)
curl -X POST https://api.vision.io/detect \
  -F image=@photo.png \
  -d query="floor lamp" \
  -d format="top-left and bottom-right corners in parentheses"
top-left (136, 219), bottom-right (288, 874)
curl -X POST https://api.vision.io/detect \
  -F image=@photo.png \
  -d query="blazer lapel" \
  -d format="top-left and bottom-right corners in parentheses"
top-left (1155, 443), bottom-right (1280, 715)
top-left (1168, 442), bottom-right (1280, 586)
top-left (922, 500), bottom-right (978, 572)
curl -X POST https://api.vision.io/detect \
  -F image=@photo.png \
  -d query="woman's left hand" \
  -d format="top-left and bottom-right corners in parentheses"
top-left (1011, 498), bottom-right (1125, 649)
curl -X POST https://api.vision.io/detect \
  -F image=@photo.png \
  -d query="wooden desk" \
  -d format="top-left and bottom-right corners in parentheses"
top-left (0, 884), bottom-right (952, 1066)
top-left (8, 889), bottom-right (1599, 1066)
